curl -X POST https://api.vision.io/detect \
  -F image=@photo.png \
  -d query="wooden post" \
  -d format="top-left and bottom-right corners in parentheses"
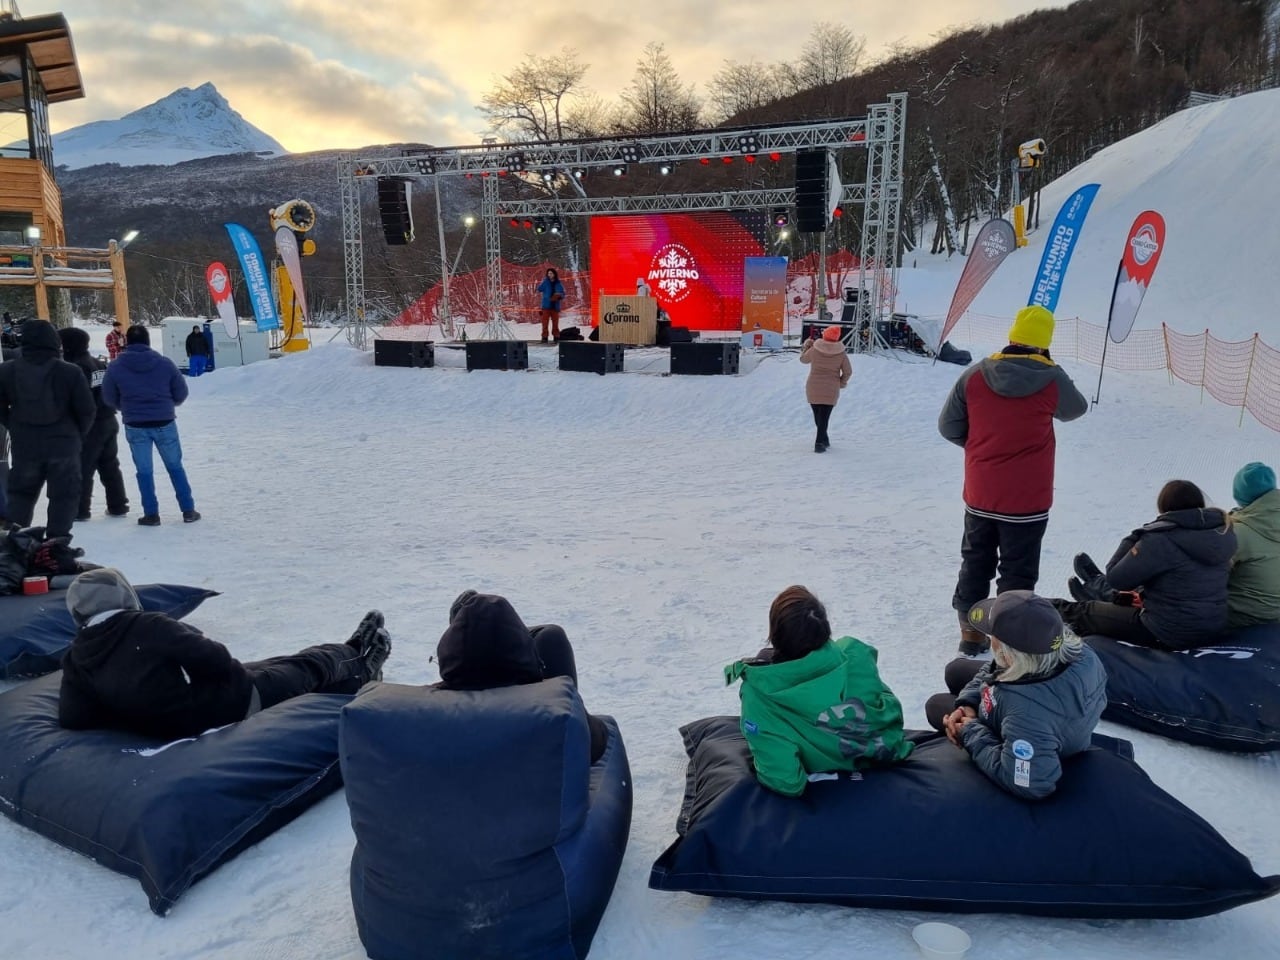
top-left (32, 239), bottom-right (50, 320)
top-left (108, 240), bottom-right (131, 329)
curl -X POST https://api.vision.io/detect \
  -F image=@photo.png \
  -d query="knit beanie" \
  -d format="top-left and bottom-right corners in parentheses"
top-left (1008, 305), bottom-right (1055, 350)
top-left (822, 325), bottom-right (843, 342)
top-left (1233, 462), bottom-right (1276, 507)
top-left (66, 567), bottom-right (141, 627)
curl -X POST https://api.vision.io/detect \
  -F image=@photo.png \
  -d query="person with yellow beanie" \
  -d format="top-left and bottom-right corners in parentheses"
top-left (937, 305), bottom-right (1088, 656)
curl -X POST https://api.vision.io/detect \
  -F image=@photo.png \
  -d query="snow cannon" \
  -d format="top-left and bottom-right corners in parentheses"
top-left (268, 199), bottom-right (316, 352)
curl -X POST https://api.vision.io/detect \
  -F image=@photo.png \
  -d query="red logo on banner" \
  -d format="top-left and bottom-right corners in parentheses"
top-left (1108, 210), bottom-right (1166, 343)
top-left (206, 262), bottom-right (232, 302)
top-left (647, 243), bottom-right (701, 302)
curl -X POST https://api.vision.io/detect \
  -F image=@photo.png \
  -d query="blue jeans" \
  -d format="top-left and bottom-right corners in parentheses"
top-left (189, 355), bottom-right (208, 376)
top-left (125, 422), bottom-right (195, 516)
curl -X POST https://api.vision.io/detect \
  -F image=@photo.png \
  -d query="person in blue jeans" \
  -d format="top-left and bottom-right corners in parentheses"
top-left (185, 325), bottom-right (211, 377)
top-left (102, 325), bottom-right (200, 526)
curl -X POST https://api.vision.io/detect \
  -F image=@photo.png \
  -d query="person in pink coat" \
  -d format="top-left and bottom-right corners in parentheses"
top-left (799, 325), bottom-right (852, 452)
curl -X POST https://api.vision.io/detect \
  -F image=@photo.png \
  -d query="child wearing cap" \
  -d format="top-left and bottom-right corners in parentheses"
top-left (1227, 461), bottom-right (1280, 629)
top-left (924, 590), bottom-right (1107, 800)
top-left (725, 585), bottom-right (913, 797)
top-left (799, 326), bottom-right (852, 453)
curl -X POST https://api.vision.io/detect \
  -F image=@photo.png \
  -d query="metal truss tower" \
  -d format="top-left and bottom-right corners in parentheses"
top-left (337, 154), bottom-right (367, 349)
top-left (856, 93), bottom-right (908, 351)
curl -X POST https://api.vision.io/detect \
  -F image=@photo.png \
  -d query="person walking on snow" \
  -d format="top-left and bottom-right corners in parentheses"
top-left (185, 325), bottom-right (211, 377)
top-left (938, 305), bottom-right (1087, 657)
top-left (57, 326), bottom-right (129, 520)
top-left (799, 325), bottom-right (852, 453)
top-left (101, 324), bottom-right (199, 526)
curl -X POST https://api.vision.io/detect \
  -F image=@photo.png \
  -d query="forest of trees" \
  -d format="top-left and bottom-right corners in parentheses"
top-left (12, 0), bottom-right (1276, 323)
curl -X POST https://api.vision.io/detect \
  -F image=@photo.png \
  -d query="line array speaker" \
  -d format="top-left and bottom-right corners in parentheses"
top-left (377, 177), bottom-right (414, 246)
top-left (794, 149), bottom-right (828, 234)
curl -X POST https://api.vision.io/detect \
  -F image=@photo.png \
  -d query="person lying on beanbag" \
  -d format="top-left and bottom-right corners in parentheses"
top-left (434, 589), bottom-right (608, 762)
top-left (932, 591), bottom-right (1107, 800)
top-left (59, 567), bottom-right (390, 740)
top-left (724, 585), bottom-right (913, 797)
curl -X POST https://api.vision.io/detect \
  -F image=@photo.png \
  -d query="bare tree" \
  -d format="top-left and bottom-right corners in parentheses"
top-left (478, 48), bottom-right (593, 142)
top-left (783, 22), bottom-right (866, 94)
top-left (707, 58), bottom-right (787, 122)
top-left (617, 42), bottom-right (702, 134)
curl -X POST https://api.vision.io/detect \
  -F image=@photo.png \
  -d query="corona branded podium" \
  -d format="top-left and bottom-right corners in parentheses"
top-left (597, 293), bottom-right (657, 346)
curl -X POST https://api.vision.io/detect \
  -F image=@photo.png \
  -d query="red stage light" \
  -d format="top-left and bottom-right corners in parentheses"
top-left (833, 207), bottom-right (844, 218)
top-left (497, 169), bottom-right (507, 176)
top-left (509, 218), bottom-right (519, 228)
top-left (465, 173), bottom-right (474, 179)
top-left (769, 152), bottom-right (781, 162)
top-left (699, 157), bottom-right (711, 165)
top-left (744, 155), bottom-right (757, 164)
top-left (523, 219), bottom-right (533, 229)
top-left (481, 171), bottom-right (490, 177)
top-left (721, 156), bottom-right (733, 164)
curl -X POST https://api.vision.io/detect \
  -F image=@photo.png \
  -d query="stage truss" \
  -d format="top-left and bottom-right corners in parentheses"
top-left (338, 94), bottom-right (906, 350)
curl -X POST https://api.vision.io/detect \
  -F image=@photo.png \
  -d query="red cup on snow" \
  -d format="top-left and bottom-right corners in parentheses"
top-left (22, 576), bottom-right (49, 596)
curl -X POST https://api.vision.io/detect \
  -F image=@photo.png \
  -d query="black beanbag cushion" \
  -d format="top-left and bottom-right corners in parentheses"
top-left (649, 716), bottom-right (1280, 919)
top-left (0, 673), bottom-right (349, 915)
top-left (342, 679), bottom-right (632, 960)
top-left (1088, 624), bottom-right (1280, 751)
top-left (1, 583), bottom-right (218, 680)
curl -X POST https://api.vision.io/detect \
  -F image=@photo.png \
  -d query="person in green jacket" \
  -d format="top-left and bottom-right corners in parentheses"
top-left (1227, 462), bottom-right (1280, 629)
top-left (724, 585), bottom-right (913, 797)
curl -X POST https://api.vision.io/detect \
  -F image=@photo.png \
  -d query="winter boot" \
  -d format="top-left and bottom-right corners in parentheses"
top-left (1073, 553), bottom-right (1104, 583)
top-left (361, 627), bottom-right (392, 682)
top-left (346, 610), bottom-right (385, 653)
top-left (957, 625), bottom-right (990, 658)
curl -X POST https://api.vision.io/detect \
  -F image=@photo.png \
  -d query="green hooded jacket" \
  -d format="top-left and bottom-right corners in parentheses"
top-left (724, 636), bottom-right (913, 797)
top-left (1229, 488), bottom-right (1280, 628)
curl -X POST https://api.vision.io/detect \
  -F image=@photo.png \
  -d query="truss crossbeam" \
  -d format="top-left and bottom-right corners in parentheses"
top-left (497, 185), bottom-right (866, 218)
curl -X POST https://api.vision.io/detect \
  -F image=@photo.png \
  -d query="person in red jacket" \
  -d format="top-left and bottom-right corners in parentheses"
top-left (938, 305), bottom-right (1088, 656)
top-left (105, 320), bottom-right (126, 361)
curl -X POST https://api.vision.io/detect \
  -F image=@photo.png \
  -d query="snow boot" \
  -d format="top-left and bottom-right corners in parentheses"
top-left (957, 624), bottom-right (990, 659)
top-left (1073, 553), bottom-right (1104, 583)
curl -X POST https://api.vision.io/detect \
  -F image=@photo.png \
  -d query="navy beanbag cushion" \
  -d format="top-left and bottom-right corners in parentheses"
top-left (0, 673), bottom-right (349, 915)
top-left (0, 583), bottom-right (218, 680)
top-left (649, 716), bottom-right (1280, 919)
top-left (342, 679), bottom-right (632, 960)
top-left (1088, 624), bottom-right (1280, 751)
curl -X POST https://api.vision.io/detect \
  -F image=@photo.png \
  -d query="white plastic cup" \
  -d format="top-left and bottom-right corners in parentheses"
top-left (912, 922), bottom-right (972, 960)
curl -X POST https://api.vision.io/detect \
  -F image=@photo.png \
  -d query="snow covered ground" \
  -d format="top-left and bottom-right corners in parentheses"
top-left (0, 333), bottom-right (1276, 960)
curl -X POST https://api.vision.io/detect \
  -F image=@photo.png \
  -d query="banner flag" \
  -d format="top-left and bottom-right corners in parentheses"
top-left (274, 226), bottom-right (310, 325)
top-left (224, 223), bottom-right (279, 332)
top-left (205, 262), bottom-right (239, 339)
top-left (740, 256), bottom-right (788, 350)
top-left (826, 153), bottom-right (843, 223)
top-left (938, 218), bottom-right (1017, 348)
top-left (1027, 183), bottom-right (1100, 312)
top-left (1107, 210), bottom-right (1166, 343)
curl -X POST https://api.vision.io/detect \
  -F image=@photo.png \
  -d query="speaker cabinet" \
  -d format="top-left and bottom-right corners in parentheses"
top-left (377, 177), bottom-right (414, 246)
top-left (794, 149), bottom-right (828, 234)
top-left (670, 341), bottom-right (740, 375)
top-left (799, 322), bottom-right (854, 345)
top-left (465, 340), bottom-right (529, 371)
top-left (373, 339), bottom-right (434, 368)
top-left (558, 340), bottom-right (624, 375)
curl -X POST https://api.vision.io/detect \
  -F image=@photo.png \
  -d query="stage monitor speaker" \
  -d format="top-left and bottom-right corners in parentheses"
top-left (373, 339), bottom-right (434, 368)
top-left (377, 177), bottom-right (414, 246)
top-left (670, 341), bottom-right (740, 375)
top-left (559, 340), bottom-right (624, 375)
top-left (794, 149), bottom-right (828, 234)
top-left (465, 340), bottom-right (528, 371)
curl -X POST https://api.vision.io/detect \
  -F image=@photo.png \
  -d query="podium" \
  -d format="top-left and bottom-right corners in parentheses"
top-left (597, 293), bottom-right (657, 345)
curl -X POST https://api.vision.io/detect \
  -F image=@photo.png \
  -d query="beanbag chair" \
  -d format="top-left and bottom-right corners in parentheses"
top-left (649, 716), bottom-right (1280, 919)
top-left (0, 583), bottom-right (218, 680)
top-left (0, 672), bottom-right (348, 915)
top-left (342, 678), bottom-right (632, 960)
top-left (1087, 625), bottom-right (1280, 751)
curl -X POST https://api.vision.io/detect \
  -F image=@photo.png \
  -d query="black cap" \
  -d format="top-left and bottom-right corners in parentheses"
top-left (967, 591), bottom-right (1065, 655)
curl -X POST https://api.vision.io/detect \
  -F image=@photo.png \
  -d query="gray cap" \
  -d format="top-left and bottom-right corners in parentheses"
top-left (967, 591), bottom-right (1065, 655)
top-left (66, 567), bottom-right (141, 627)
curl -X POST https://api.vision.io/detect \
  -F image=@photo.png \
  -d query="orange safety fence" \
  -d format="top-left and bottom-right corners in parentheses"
top-left (946, 312), bottom-right (1280, 433)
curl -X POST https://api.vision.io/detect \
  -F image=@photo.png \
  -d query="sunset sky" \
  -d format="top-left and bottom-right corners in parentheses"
top-left (44, 0), bottom-right (1074, 152)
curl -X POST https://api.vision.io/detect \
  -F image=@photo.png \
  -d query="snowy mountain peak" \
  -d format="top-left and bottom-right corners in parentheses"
top-left (52, 83), bottom-right (286, 170)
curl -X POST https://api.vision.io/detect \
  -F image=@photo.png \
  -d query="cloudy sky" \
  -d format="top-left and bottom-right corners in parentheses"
top-left (46, 0), bottom-right (1072, 151)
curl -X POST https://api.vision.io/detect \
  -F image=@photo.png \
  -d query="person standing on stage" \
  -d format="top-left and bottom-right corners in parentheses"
top-left (799, 325), bottom-right (852, 453)
top-left (536, 267), bottom-right (565, 343)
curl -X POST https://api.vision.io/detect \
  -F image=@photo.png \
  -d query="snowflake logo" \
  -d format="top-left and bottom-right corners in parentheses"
top-left (647, 243), bottom-right (700, 303)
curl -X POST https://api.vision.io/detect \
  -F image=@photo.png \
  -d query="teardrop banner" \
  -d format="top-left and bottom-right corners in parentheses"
top-left (1107, 210), bottom-right (1166, 344)
top-left (224, 223), bottom-right (280, 332)
top-left (205, 262), bottom-right (239, 340)
top-left (1027, 183), bottom-right (1101, 313)
top-left (937, 218), bottom-right (1017, 351)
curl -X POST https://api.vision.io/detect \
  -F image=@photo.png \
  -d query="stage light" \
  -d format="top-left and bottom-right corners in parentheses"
top-left (769, 152), bottom-right (781, 162)
top-left (721, 156), bottom-right (733, 164)
top-left (744, 155), bottom-right (757, 164)
top-left (522, 219), bottom-right (534, 229)
top-left (549, 218), bottom-right (562, 234)
top-left (658, 161), bottom-right (675, 176)
top-left (833, 207), bottom-right (844, 218)
top-left (699, 157), bottom-right (711, 166)
top-left (778, 229), bottom-right (790, 240)
top-left (612, 163), bottom-right (628, 177)
top-left (621, 143), bottom-right (640, 163)
top-left (414, 157), bottom-right (436, 175)
top-left (534, 218), bottom-right (547, 234)
top-left (463, 215), bottom-right (476, 227)
top-left (772, 209), bottom-right (789, 227)
top-left (504, 152), bottom-right (526, 173)
top-left (541, 169), bottom-right (555, 183)
top-left (509, 218), bottom-right (520, 227)
top-left (571, 168), bottom-right (586, 180)
top-left (737, 133), bottom-right (760, 154)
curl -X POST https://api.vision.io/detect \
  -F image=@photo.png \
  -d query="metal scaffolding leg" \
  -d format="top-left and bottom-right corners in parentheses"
top-left (338, 154), bottom-right (367, 349)
top-left (480, 173), bottom-right (516, 340)
top-left (855, 93), bottom-right (907, 355)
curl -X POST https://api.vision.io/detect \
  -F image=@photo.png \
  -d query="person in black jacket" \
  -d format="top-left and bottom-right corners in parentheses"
top-left (59, 567), bottom-right (393, 740)
top-left (1051, 480), bottom-right (1237, 649)
top-left (185, 325), bottom-right (211, 376)
top-left (57, 327), bottom-right (129, 520)
top-left (436, 590), bottom-right (608, 762)
top-left (0, 319), bottom-right (95, 540)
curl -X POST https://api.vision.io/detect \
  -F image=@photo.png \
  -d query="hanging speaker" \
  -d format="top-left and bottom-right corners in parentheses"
top-left (794, 149), bottom-right (828, 234)
top-left (377, 177), bottom-right (414, 245)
